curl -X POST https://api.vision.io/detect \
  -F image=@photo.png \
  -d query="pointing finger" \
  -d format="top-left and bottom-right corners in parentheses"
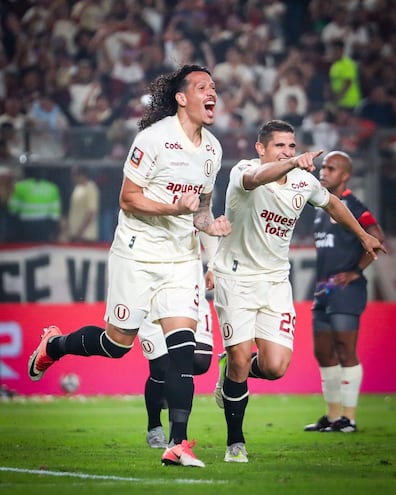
top-left (312, 150), bottom-right (324, 159)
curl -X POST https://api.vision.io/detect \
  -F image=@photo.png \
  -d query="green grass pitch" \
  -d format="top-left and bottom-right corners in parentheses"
top-left (1, 394), bottom-right (395, 495)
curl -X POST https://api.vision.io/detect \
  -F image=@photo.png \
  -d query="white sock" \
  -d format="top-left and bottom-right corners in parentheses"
top-left (320, 365), bottom-right (342, 404)
top-left (341, 364), bottom-right (363, 409)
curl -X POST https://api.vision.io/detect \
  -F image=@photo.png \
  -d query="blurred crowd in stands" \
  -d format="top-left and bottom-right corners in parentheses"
top-left (0, 0), bottom-right (396, 244)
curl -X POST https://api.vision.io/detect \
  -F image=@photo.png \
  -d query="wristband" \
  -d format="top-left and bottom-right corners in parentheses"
top-left (353, 267), bottom-right (363, 276)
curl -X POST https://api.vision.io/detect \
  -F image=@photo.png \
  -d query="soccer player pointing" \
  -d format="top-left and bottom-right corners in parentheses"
top-left (212, 120), bottom-right (386, 463)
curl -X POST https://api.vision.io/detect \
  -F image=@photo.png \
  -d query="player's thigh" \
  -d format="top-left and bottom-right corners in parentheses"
top-left (255, 280), bottom-right (296, 351)
top-left (214, 276), bottom-right (256, 347)
top-left (328, 280), bottom-right (367, 316)
top-left (331, 324), bottom-right (359, 364)
top-left (195, 294), bottom-right (213, 346)
top-left (151, 259), bottom-right (200, 324)
top-left (105, 253), bottom-right (155, 329)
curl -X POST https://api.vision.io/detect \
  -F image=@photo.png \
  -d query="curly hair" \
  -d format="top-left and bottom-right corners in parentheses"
top-left (138, 65), bottom-right (211, 130)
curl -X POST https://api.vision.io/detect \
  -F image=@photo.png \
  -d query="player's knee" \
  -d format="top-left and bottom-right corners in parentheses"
top-left (192, 342), bottom-right (212, 374)
top-left (259, 358), bottom-right (290, 380)
top-left (263, 368), bottom-right (284, 380)
top-left (165, 328), bottom-right (196, 350)
top-left (314, 348), bottom-right (335, 366)
top-left (193, 352), bottom-right (212, 375)
top-left (149, 354), bottom-right (169, 381)
top-left (101, 331), bottom-right (133, 358)
top-left (165, 328), bottom-right (196, 370)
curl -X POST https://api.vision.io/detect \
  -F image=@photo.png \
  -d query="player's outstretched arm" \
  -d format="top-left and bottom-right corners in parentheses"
top-left (243, 150), bottom-right (323, 190)
top-left (324, 194), bottom-right (387, 259)
top-left (330, 223), bottom-right (386, 287)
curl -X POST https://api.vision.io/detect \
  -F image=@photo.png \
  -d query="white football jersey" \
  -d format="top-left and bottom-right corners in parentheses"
top-left (213, 159), bottom-right (330, 281)
top-left (111, 115), bottom-right (222, 262)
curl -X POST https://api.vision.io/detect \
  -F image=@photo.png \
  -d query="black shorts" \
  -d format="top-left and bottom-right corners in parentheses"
top-left (312, 278), bottom-right (367, 332)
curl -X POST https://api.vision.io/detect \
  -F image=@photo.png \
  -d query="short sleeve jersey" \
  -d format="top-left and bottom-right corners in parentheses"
top-left (213, 159), bottom-right (329, 282)
top-left (111, 115), bottom-right (222, 262)
top-left (313, 189), bottom-right (378, 280)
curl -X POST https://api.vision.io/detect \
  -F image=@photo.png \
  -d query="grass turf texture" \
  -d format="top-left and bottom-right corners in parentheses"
top-left (0, 394), bottom-right (395, 495)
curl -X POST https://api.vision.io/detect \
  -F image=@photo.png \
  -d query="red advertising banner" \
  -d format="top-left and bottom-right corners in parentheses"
top-left (1, 302), bottom-right (395, 395)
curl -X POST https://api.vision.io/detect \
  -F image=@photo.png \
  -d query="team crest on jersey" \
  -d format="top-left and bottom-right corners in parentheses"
top-left (292, 193), bottom-right (304, 210)
top-left (140, 339), bottom-right (155, 354)
top-left (204, 159), bottom-right (213, 177)
top-left (130, 147), bottom-right (144, 168)
top-left (114, 304), bottom-right (130, 321)
top-left (222, 322), bottom-right (234, 341)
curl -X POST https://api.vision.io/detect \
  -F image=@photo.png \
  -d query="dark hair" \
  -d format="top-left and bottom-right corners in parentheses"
top-left (331, 39), bottom-right (345, 49)
top-left (138, 64), bottom-right (211, 130)
top-left (257, 119), bottom-right (295, 145)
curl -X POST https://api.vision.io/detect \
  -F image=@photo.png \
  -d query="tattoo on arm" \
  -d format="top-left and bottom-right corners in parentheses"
top-left (193, 193), bottom-right (213, 231)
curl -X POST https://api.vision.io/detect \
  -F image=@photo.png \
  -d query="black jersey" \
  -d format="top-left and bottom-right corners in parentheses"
top-left (313, 189), bottom-right (378, 280)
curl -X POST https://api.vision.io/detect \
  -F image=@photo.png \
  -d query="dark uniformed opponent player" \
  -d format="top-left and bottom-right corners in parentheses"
top-left (304, 151), bottom-right (385, 433)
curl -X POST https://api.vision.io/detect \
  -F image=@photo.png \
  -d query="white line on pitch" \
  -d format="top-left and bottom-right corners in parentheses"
top-left (0, 466), bottom-right (227, 484)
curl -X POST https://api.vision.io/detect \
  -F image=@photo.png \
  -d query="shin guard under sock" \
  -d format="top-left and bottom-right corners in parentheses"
top-left (145, 355), bottom-right (169, 430)
top-left (47, 326), bottom-right (133, 359)
top-left (223, 376), bottom-right (249, 445)
top-left (165, 328), bottom-right (196, 444)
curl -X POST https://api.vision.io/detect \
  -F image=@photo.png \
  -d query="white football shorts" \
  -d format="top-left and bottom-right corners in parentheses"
top-left (105, 252), bottom-right (200, 329)
top-left (214, 276), bottom-right (296, 350)
top-left (138, 293), bottom-right (213, 360)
